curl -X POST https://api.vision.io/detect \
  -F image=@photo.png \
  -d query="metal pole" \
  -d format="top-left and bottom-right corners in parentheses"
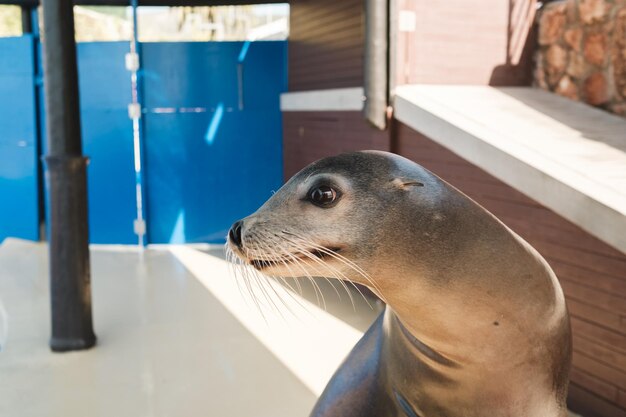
top-left (41, 0), bottom-right (96, 352)
top-left (128, 0), bottom-right (147, 247)
top-left (20, 6), bottom-right (32, 34)
top-left (363, 0), bottom-right (389, 130)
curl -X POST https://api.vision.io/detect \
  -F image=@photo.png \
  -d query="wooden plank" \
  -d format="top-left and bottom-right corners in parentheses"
top-left (550, 260), bottom-right (626, 297)
top-left (290, 18), bottom-right (362, 40)
top-left (533, 241), bottom-right (626, 280)
top-left (572, 351), bottom-right (626, 391)
top-left (574, 333), bottom-right (626, 371)
top-left (282, 111), bottom-right (390, 178)
top-left (289, 77), bottom-right (363, 92)
top-left (571, 317), bottom-right (626, 355)
top-left (291, 0), bottom-right (360, 22)
top-left (568, 299), bottom-right (626, 333)
top-left (619, 389), bottom-right (626, 409)
top-left (570, 367), bottom-right (619, 403)
top-left (568, 383), bottom-right (626, 417)
top-left (288, 0), bottom-right (364, 91)
top-left (561, 280), bottom-right (626, 316)
top-left (289, 49), bottom-right (363, 68)
top-left (500, 217), bottom-right (626, 260)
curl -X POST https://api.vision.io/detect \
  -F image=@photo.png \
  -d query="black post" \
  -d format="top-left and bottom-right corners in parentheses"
top-left (41, 0), bottom-right (96, 352)
top-left (21, 6), bottom-right (32, 34)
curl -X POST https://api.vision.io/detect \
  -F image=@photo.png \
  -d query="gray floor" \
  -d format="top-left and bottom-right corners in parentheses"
top-left (0, 239), bottom-right (583, 417)
top-left (0, 239), bottom-right (381, 417)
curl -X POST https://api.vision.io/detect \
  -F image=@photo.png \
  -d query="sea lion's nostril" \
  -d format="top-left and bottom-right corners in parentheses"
top-left (229, 220), bottom-right (243, 247)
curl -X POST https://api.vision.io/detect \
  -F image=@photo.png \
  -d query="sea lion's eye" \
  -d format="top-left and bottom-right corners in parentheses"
top-left (308, 185), bottom-right (337, 207)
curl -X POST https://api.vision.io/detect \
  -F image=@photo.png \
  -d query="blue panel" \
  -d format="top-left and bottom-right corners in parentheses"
top-left (239, 41), bottom-right (288, 110)
top-left (142, 42), bottom-right (241, 109)
top-left (144, 110), bottom-right (283, 244)
top-left (0, 36), bottom-right (39, 242)
top-left (142, 41), bottom-right (286, 244)
top-left (76, 42), bottom-right (137, 244)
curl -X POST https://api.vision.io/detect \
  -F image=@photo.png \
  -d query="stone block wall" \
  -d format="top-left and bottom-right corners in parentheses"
top-left (535, 0), bottom-right (626, 116)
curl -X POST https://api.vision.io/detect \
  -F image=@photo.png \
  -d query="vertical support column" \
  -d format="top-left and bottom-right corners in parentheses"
top-left (41, 0), bottom-right (96, 352)
top-left (363, 0), bottom-right (389, 130)
top-left (20, 6), bottom-right (32, 34)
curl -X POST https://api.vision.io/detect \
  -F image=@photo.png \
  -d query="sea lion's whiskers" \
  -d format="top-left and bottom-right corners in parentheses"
top-left (279, 232), bottom-right (378, 307)
top-left (287, 250), bottom-right (328, 310)
top-left (225, 245), bottom-right (246, 301)
top-left (225, 245), bottom-right (244, 299)
top-left (237, 245), bottom-right (269, 323)
top-left (309, 244), bottom-right (382, 301)
top-left (247, 233), bottom-right (290, 319)
top-left (253, 232), bottom-right (306, 319)
top-left (279, 230), bottom-right (377, 288)
top-left (252, 236), bottom-right (288, 317)
top-left (276, 236), bottom-right (346, 301)
top-left (228, 246), bottom-right (251, 306)
top-left (277, 232), bottom-right (368, 308)
top-left (258, 233), bottom-right (316, 318)
top-left (282, 240), bottom-right (358, 311)
top-left (253, 230), bottom-right (329, 312)
top-left (271, 236), bottom-right (328, 310)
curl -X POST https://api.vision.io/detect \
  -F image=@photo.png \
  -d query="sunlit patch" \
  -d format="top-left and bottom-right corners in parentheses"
top-left (169, 246), bottom-right (364, 396)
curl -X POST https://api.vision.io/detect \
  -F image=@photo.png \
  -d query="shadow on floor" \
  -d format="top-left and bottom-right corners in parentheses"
top-left (197, 246), bottom-right (384, 333)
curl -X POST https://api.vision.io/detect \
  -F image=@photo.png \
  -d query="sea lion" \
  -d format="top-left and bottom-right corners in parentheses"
top-left (227, 151), bottom-right (572, 417)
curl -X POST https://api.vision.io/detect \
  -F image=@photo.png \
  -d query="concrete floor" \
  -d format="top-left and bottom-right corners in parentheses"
top-left (0, 239), bottom-right (583, 417)
top-left (0, 239), bottom-right (381, 417)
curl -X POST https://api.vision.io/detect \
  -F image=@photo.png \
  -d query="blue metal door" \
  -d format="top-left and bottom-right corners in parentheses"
top-left (76, 42), bottom-right (137, 244)
top-left (142, 41), bottom-right (286, 244)
top-left (0, 36), bottom-right (40, 243)
top-left (1, 39), bottom-right (286, 245)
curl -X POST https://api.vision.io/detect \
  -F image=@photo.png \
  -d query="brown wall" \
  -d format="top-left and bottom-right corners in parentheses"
top-left (395, 0), bottom-right (537, 86)
top-left (282, 112), bottom-right (626, 417)
top-left (282, 111), bottom-right (389, 178)
top-left (289, 0), bottom-right (537, 91)
top-left (289, 0), bottom-right (364, 91)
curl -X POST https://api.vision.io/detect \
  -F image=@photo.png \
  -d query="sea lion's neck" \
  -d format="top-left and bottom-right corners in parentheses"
top-left (368, 197), bottom-right (566, 360)
top-left (383, 308), bottom-right (568, 417)
top-left (373, 230), bottom-right (566, 366)
top-left (367, 204), bottom-right (570, 416)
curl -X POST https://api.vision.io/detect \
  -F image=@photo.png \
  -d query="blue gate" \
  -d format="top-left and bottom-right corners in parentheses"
top-left (0, 38), bottom-right (286, 245)
top-left (77, 42), bottom-right (137, 244)
top-left (142, 41), bottom-right (286, 243)
top-left (0, 36), bottom-right (40, 243)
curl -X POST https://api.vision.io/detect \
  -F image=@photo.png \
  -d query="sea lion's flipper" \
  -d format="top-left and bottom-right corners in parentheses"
top-left (309, 312), bottom-right (392, 417)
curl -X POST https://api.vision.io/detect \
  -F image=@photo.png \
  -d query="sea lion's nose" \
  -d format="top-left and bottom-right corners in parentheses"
top-left (229, 220), bottom-right (243, 247)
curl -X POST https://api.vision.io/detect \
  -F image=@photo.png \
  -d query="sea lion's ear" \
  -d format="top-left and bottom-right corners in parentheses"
top-left (390, 178), bottom-right (424, 190)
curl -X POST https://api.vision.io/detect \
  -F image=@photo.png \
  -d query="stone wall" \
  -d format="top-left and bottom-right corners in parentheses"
top-left (535, 0), bottom-right (626, 117)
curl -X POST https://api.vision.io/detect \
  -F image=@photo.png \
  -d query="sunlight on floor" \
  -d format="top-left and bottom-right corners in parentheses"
top-left (169, 246), bottom-right (365, 396)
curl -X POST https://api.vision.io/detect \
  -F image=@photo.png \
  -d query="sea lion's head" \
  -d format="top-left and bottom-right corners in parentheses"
top-left (227, 151), bottom-right (572, 413)
top-left (227, 151), bottom-right (448, 291)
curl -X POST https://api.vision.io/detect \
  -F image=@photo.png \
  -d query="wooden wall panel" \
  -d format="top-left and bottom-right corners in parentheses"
top-left (395, 122), bottom-right (626, 417)
top-left (282, 111), bottom-right (390, 179)
top-left (289, 0), bottom-right (364, 91)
